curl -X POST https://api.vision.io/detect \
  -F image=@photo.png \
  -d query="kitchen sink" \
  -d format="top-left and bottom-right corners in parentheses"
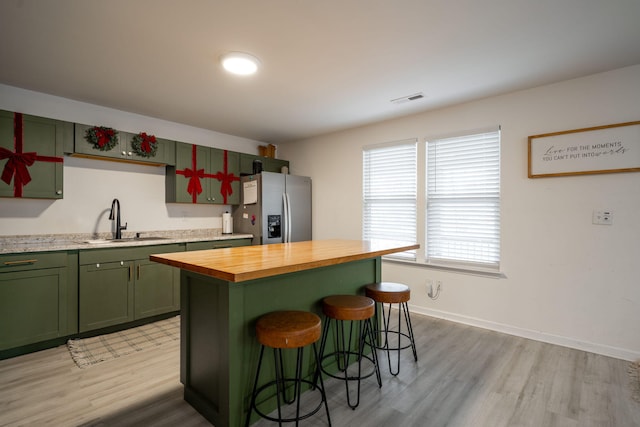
top-left (82, 237), bottom-right (170, 244)
top-left (114, 236), bottom-right (170, 242)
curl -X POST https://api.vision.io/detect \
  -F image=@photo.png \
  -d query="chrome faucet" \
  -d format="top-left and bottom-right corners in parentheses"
top-left (108, 198), bottom-right (127, 240)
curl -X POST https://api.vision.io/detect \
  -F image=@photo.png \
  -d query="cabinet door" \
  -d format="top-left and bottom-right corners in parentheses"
top-left (73, 123), bottom-right (123, 160)
top-left (79, 261), bottom-right (134, 332)
top-left (210, 149), bottom-right (241, 205)
top-left (0, 110), bottom-right (68, 199)
top-left (124, 133), bottom-right (175, 165)
top-left (239, 153), bottom-right (289, 175)
top-left (0, 267), bottom-right (68, 350)
top-left (168, 142), bottom-right (211, 203)
top-left (134, 258), bottom-right (179, 319)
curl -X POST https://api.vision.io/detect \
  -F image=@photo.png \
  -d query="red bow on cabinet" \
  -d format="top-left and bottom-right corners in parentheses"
top-left (0, 113), bottom-right (63, 197)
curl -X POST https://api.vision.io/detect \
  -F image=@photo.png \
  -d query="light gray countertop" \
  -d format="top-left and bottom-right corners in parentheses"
top-left (0, 229), bottom-right (253, 254)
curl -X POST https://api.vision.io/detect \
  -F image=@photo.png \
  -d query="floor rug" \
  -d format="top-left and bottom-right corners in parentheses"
top-left (629, 361), bottom-right (640, 403)
top-left (67, 315), bottom-right (180, 369)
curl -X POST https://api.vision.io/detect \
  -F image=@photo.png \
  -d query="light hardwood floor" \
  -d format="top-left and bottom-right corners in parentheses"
top-left (1, 313), bottom-right (639, 427)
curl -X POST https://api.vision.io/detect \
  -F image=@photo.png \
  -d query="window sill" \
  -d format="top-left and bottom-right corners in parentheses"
top-left (382, 256), bottom-right (506, 279)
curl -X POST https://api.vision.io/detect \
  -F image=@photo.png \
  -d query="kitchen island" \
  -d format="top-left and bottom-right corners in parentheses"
top-left (150, 239), bottom-right (418, 427)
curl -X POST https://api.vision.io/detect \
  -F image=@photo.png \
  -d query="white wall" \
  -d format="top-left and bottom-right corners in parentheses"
top-left (279, 65), bottom-right (640, 361)
top-left (0, 85), bottom-right (264, 236)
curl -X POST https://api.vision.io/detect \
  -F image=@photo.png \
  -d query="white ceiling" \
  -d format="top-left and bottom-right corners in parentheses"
top-left (1, 0), bottom-right (640, 143)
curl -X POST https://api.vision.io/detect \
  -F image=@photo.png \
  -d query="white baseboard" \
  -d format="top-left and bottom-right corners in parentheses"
top-left (409, 305), bottom-right (640, 362)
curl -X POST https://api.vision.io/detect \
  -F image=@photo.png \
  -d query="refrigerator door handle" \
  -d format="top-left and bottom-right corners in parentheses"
top-left (284, 192), bottom-right (292, 243)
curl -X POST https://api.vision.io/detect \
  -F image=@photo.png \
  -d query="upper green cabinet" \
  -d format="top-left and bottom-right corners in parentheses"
top-left (239, 153), bottom-right (289, 175)
top-left (166, 142), bottom-right (241, 204)
top-left (0, 110), bottom-right (70, 199)
top-left (70, 123), bottom-right (175, 165)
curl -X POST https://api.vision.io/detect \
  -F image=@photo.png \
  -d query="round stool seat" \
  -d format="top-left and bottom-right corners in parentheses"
top-left (247, 310), bottom-right (331, 426)
top-left (322, 295), bottom-right (375, 321)
top-left (365, 282), bottom-right (410, 303)
top-left (256, 310), bottom-right (321, 349)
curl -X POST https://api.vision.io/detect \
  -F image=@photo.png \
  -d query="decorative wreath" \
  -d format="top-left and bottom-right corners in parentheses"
top-left (131, 132), bottom-right (158, 158)
top-left (85, 126), bottom-right (119, 151)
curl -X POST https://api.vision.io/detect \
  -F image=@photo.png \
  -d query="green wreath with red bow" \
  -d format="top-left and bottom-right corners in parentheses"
top-left (85, 126), bottom-right (119, 151)
top-left (131, 132), bottom-right (158, 158)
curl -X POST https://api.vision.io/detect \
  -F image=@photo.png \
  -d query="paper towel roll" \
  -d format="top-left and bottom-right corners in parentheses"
top-left (222, 212), bottom-right (233, 234)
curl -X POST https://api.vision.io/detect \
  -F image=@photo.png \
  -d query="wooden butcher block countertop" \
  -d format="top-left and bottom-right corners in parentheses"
top-left (150, 239), bottom-right (419, 282)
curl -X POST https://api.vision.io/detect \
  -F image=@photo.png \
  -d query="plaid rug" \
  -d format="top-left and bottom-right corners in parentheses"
top-left (630, 361), bottom-right (640, 403)
top-left (67, 316), bottom-right (180, 369)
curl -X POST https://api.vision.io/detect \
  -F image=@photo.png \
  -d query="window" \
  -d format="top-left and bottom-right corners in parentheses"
top-left (426, 129), bottom-right (501, 270)
top-left (362, 128), bottom-right (501, 273)
top-left (363, 139), bottom-right (417, 260)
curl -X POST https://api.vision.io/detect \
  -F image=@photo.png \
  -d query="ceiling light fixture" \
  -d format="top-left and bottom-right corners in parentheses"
top-left (220, 52), bottom-right (260, 76)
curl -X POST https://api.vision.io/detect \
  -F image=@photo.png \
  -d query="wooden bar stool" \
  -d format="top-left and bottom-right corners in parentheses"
top-left (317, 295), bottom-right (381, 409)
top-left (246, 311), bottom-right (331, 426)
top-left (364, 282), bottom-right (418, 376)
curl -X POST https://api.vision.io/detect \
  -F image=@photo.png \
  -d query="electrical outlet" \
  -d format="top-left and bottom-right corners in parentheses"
top-left (592, 210), bottom-right (613, 225)
top-left (426, 279), bottom-right (434, 297)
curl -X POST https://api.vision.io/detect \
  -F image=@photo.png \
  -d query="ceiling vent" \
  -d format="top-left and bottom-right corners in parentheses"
top-left (391, 92), bottom-right (425, 105)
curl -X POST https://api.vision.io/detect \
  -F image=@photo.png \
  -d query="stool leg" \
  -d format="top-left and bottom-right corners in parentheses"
top-left (245, 345), bottom-right (266, 427)
top-left (312, 342), bottom-right (332, 426)
top-left (273, 348), bottom-right (284, 426)
top-left (402, 301), bottom-right (418, 362)
top-left (276, 348), bottom-right (298, 405)
top-left (381, 301), bottom-right (400, 376)
top-left (363, 318), bottom-right (382, 388)
top-left (294, 347), bottom-right (304, 427)
top-left (314, 319), bottom-right (331, 387)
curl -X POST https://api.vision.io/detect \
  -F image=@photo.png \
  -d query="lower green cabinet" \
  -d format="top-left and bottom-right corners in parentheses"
top-left (79, 260), bottom-right (133, 332)
top-left (79, 244), bottom-right (182, 333)
top-left (0, 251), bottom-right (77, 352)
top-left (134, 258), bottom-right (181, 319)
top-left (1, 238), bottom-right (252, 356)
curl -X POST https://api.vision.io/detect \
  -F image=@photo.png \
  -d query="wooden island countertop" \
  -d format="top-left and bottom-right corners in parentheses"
top-left (150, 239), bottom-right (419, 282)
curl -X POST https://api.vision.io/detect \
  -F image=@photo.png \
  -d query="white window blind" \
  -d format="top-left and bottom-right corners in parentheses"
top-left (363, 140), bottom-right (417, 260)
top-left (426, 130), bottom-right (500, 268)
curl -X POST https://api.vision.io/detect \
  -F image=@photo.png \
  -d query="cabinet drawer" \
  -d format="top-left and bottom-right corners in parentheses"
top-left (79, 244), bottom-right (183, 265)
top-left (0, 252), bottom-right (68, 272)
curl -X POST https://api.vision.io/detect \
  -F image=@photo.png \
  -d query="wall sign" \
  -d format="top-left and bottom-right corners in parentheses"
top-left (528, 121), bottom-right (640, 178)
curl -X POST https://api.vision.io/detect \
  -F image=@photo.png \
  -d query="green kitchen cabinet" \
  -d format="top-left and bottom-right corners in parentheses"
top-left (166, 142), bottom-right (241, 205)
top-left (185, 237), bottom-right (252, 251)
top-left (0, 110), bottom-right (70, 199)
top-left (72, 123), bottom-right (175, 165)
top-left (79, 259), bottom-right (133, 332)
top-left (78, 244), bottom-right (182, 333)
top-left (0, 251), bottom-right (78, 352)
top-left (239, 153), bottom-right (289, 175)
top-left (210, 148), bottom-right (241, 205)
top-left (134, 256), bottom-right (181, 319)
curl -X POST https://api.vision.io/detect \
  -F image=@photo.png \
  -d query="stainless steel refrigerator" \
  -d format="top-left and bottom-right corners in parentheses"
top-left (232, 172), bottom-right (312, 245)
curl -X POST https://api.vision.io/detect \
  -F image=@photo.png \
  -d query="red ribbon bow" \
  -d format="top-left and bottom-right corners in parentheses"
top-left (1, 112), bottom-right (63, 197)
top-left (95, 128), bottom-right (114, 148)
top-left (177, 167), bottom-right (205, 199)
top-left (139, 132), bottom-right (156, 153)
top-left (0, 147), bottom-right (36, 187)
top-left (176, 144), bottom-right (211, 203)
top-left (212, 150), bottom-right (240, 204)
